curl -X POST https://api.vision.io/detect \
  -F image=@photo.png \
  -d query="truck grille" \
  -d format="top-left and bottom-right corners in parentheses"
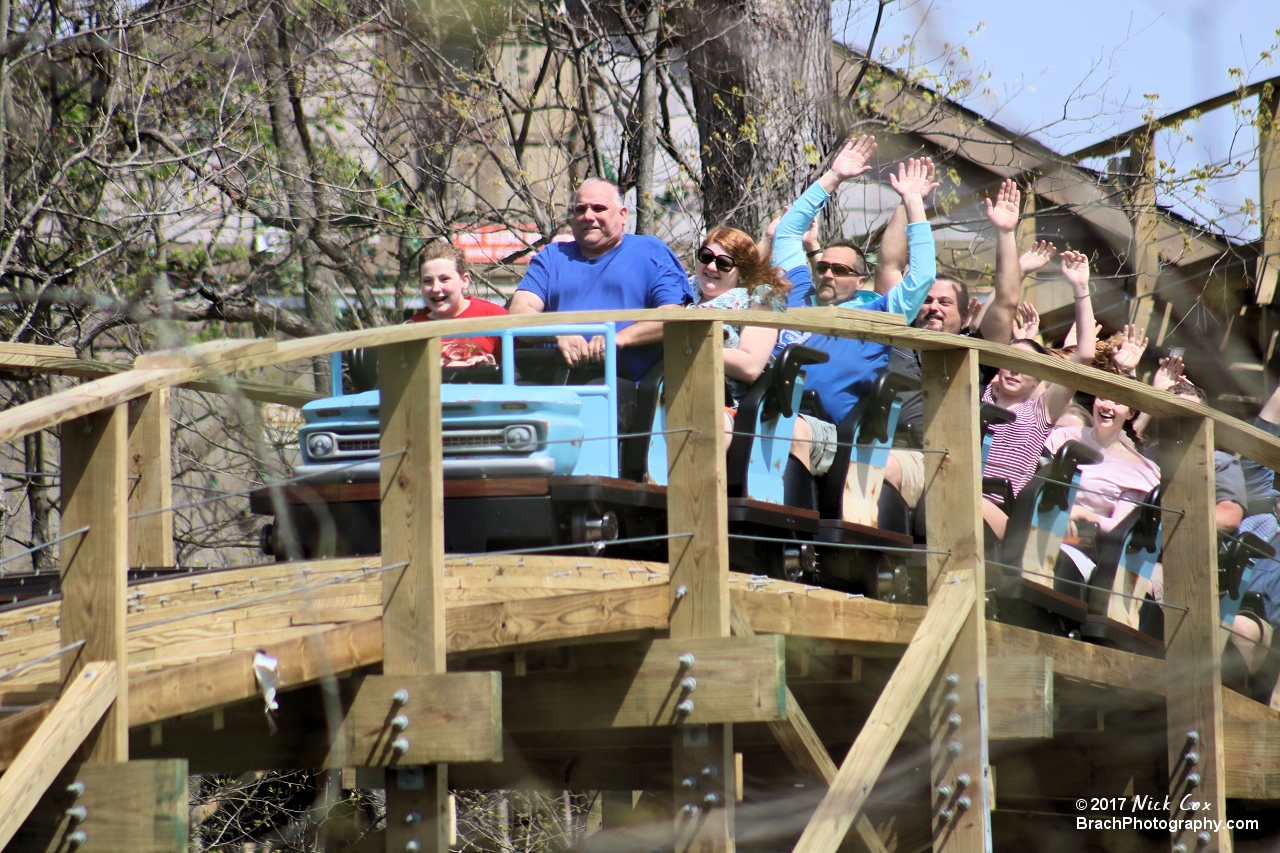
top-left (305, 425), bottom-right (541, 461)
top-left (337, 437), bottom-right (380, 453)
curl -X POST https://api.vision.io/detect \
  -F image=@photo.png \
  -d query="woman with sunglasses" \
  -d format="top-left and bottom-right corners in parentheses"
top-left (691, 227), bottom-right (790, 402)
top-left (690, 227), bottom-right (830, 487)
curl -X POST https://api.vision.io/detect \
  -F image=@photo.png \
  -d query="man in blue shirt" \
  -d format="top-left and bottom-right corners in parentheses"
top-left (770, 138), bottom-right (938, 492)
top-left (510, 177), bottom-right (693, 380)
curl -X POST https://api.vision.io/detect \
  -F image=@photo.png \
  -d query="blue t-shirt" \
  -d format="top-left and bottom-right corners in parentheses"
top-left (516, 235), bottom-right (694, 378)
top-left (776, 265), bottom-right (896, 423)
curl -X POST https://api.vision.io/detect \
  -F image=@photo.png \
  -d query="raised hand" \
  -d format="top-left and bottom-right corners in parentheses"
top-left (1060, 249), bottom-right (1090, 291)
top-left (802, 215), bottom-right (822, 254)
top-left (1019, 240), bottom-right (1057, 276)
top-left (1012, 302), bottom-right (1040, 341)
top-left (963, 297), bottom-right (983, 332)
top-left (984, 179), bottom-right (1021, 233)
top-left (829, 135), bottom-right (877, 182)
top-left (1112, 324), bottom-right (1149, 374)
top-left (887, 157), bottom-right (940, 201)
top-left (1152, 354), bottom-right (1185, 392)
top-left (765, 212), bottom-right (783, 242)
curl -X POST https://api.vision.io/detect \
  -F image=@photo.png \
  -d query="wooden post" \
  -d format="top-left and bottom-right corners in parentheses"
top-left (1161, 417), bottom-right (1229, 853)
top-left (59, 406), bottom-right (129, 762)
top-left (921, 348), bottom-right (990, 853)
top-left (1128, 128), bottom-right (1162, 331)
top-left (1257, 84), bottom-right (1280, 305)
top-left (664, 321), bottom-right (733, 852)
top-left (127, 389), bottom-right (174, 569)
top-left (379, 338), bottom-right (449, 853)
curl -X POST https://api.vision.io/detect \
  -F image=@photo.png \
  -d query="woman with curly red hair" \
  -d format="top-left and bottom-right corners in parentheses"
top-left (689, 226), bottom-right (791, 401)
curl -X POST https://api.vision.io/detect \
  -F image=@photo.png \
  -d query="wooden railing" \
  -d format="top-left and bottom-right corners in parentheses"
top-left (0, 306), bottom-right (1265, 853)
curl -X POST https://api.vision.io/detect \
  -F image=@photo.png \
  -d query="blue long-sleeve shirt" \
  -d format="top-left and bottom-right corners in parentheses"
top-left (771, 181), bottom-right (937, 423)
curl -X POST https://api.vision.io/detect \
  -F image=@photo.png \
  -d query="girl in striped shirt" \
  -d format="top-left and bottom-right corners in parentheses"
top-left (982, 250), bottom-right (1098, 540)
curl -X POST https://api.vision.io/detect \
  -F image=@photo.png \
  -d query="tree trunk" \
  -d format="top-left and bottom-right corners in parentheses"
top-left (681, 0), bottom-right (833, 235)
top-left (631, 2), bottom-right (662, 235)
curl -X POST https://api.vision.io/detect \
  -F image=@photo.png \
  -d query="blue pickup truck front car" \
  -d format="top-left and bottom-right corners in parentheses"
top-left (250, 323), bottom-right (664, 560)
top-left (292, 386), bottom-right (586, 484)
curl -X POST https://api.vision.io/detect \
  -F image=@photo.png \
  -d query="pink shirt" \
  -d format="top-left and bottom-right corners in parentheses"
top-left (1044, 425), bottom-right (1161, 533)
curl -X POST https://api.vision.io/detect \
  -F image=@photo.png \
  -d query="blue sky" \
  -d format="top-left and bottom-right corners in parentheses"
top-left (834, 0), bottom-right (1279, 241)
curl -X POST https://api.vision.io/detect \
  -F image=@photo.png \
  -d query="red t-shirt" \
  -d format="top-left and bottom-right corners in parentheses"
top-left (408, 297), bottom-right (507, 362)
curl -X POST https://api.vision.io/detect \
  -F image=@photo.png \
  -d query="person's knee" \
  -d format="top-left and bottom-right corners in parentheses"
top-left (884, 453), bottom-right (903, 490)
top-left (789, 417), bottom-right (813, 470)
top-left (982, 498), bottom-right (1008, 540)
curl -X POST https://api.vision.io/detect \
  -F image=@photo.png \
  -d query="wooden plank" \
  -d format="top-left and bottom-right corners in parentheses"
top-left (920, 348), bottom-right (990, 853)
top-left (732, 584), bottom-right (924, 646)
top-left (987, 657), bottom-right (1053, 740)
top-left (791, 573), bottom-right (975, 853)
top-left (329, 672), bottom-right (501, 766)
top-left (1223, 718), bottom-right (1280, 799)
top-left (0, 341), bottom-right (75, 359)
top-left (380, 337), bottom-right (446, 675)
top-left (133, 338), bottom-right (277, 369)
top-left (0, 347), bottom-right (318, 405)
top-left (126, 390), bottom-right (174, 570)
top-left (379, 336), bottom-right (451, 853)
top-left (663, 320), bottom-right (733, 853)
top-left (1161, 416), bottom-right (1229, 852)
top-left (128, 619), bottom-right (381, 727)
top-left (59, 405), bottom-right (129, 762)
top-left (503, 636), bottom-right (785, 731)
top-left (11, 759), bottom-right (188, 853)
top-left (985, 622), bottom-right (1163, 696)
top-left (664, 320), bottom-right (730, 640)
top-left (0, 662), bottom-right (118, 851)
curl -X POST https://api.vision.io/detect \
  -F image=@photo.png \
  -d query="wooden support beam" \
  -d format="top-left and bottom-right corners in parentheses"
top-left (1161, 416), bottom-right (1230, 852)
top-left (12, 758), bottom-right (188, 853)
top-left (729, 602), bottom-right (890, 853)
top-left (126, 390), bottom-right (174, 570)
top-left (1258, 83), bottom-right (1280, 305)
top-left (1128, 129), bottom-right (1161, 330)
top-left (379, 337), bottom-right (450, 853)
top-left (920, 348), bottom-right (991, 853)
top-left (791, 574), bottom-right (975, 853)
top-left (60, 405), bottom-right (129, 762)
top-left (987, 657), bottom-right (1053, 740)
top-left (663, 320), bottom-right (733, 853)
top-left (0, 662), bottom-right (117, 851)
top-left (503, 636), bottom-right (785, 731)
top-left (329, 672), bottom-right (502, 766)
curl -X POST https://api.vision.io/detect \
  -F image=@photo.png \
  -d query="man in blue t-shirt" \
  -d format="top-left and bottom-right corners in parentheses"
top-left (510, 178), bottom-right (693, 379)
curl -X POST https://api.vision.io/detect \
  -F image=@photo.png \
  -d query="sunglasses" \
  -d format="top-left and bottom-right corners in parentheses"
top-left (814, 261), bottom-right (866, 277)
top-left (697, 247), bottom-right (737, 272)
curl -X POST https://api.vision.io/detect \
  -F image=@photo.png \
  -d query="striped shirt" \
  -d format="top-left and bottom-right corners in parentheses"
top-left (981, 384), bottom-right (1052, 500)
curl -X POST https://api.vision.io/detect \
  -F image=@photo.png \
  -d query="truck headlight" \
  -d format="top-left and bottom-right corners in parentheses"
top-left (503, 424), bottom-right (537, 452)
top-left (307, 433), bottom-right (336, 458)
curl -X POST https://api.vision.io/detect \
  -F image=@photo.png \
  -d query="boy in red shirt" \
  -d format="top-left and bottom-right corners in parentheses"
top-left (408, 241), bottom-right (507, 365)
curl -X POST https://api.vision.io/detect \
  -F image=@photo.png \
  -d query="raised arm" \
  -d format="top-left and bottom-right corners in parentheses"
top-left (874, 204), bottom-right (908, 295)
top-left (883, 158), bottom-right (940, 321)
top-left (772, 135), bottom-right (876, 275)
top-left (1132, 354), bottom-right (1183, 441)
top-left (979, 179), bottom-right (1023, 343)
top-left (1041, 251), bottom-right (1097, 422)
